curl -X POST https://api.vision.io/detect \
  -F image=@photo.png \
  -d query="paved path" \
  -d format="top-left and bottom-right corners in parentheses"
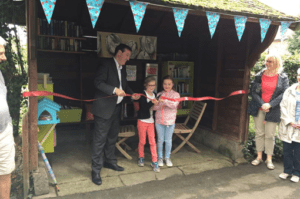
top-left (45, 162), bottom-right (300, 199)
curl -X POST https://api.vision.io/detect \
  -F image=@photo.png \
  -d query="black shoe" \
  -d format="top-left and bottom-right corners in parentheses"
top-left (103, 162), bottom-right (124, 171)
top-left (91, 171), bottom-right (102, 185)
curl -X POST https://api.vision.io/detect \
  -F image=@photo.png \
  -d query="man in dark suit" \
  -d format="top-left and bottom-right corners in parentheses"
top-left (91, 44), bottom-right (140, 185)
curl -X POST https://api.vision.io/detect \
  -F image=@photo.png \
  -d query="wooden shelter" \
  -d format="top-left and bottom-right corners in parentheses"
top-left (23, 0), bottom-right (300, 196)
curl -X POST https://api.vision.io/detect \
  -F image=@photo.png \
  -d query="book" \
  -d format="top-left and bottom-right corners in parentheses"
top-left (64, 21), bottom-right (68, 37)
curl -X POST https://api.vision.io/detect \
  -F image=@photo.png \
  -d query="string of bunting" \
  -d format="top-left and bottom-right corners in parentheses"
top-left (39, 0), bottom-right (295, 40)
top-left (22, 90), bottom-right (248, 102)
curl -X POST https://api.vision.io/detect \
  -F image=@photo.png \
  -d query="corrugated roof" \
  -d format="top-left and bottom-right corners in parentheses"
top-left (138, 0), bottom-right (299, 21)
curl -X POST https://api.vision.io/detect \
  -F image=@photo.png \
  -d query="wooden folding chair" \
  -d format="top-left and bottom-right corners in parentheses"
top-left (116, 125), bottom-right (135, 160)
top-left (172, 101), bottom-right (207, 154)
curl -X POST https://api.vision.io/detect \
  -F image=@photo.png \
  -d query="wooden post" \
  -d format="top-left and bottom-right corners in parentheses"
top-left (80, 55), bottom-right (83, 108)
top-left (27, 0), bottom-right (38, 171)
top-left (212, 28), bottom-right (223, 131)
top-left (22, 113), bottom-right (29, 198)
top-left (238, 29), bottom-right (252, 142)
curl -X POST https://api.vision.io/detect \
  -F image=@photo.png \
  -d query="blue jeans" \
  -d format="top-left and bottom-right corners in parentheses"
top-left (283, 141), bottom-right (300, 177)
top-left (155, 123), bottom-right (175, 159)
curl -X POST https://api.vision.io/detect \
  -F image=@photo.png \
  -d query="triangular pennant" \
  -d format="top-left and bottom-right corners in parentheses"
top-left (259, 18), bottom-right (271, 43)
top-left (281, 21), bottom-right (292, 40)
top-left (172, 8), bottom-right (189, 37)
top-left (206, 12), bottom-right (220, 39)
top-left (129, 0), bottom-right (148, 32)
top-left (40, 0), bottom-right (57, 24)
top-left (86, 0), bottom-right (105, 29)
top-left (234, 15), bottom-right (247, 41)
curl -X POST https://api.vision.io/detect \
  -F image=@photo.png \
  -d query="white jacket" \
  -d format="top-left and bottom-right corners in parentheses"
top-left (279, 83), bottom-right (300, 143)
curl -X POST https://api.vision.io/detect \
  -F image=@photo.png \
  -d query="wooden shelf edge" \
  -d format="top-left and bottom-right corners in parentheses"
top-left (37, 49), bottom-right (86, 54)
top-left (38, 35), bottom-right (86, 40)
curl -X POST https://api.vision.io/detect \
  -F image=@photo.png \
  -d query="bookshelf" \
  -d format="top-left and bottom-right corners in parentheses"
top-left (37, 49), bottom-right (86, 54)
top-left (161, 61), bottom-right (194, 116)
top-left (37, 18), bottom-right (85, 53)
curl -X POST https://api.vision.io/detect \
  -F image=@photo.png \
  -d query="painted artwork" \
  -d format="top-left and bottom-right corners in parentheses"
top-left (97, 31), bottom-right (157, 60)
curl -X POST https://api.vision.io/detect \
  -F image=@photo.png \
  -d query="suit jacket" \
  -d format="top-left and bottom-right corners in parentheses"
top-left (91, 58), bottom-right (133, 119)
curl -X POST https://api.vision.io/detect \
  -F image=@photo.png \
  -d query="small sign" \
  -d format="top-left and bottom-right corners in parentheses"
top-left (126, 65), bottom-right (137, 81)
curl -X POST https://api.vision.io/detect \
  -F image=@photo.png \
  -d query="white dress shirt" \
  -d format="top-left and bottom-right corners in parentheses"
top-left (113, 57), bottom-right (123, 104)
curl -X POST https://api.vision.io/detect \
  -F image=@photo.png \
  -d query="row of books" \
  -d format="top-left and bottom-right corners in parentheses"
top-left (169, 65), bottom-right (190, 78)
top-left (38, 37), bottom-right (83, 52)
top-left (174, 82), bottom-right (189, 94)
top-left (37, 73), bottom-right (53, 84)
top-left (38, 18), bottom-right (83, 37)
top-left (178, 101), bottom-right (189, 109)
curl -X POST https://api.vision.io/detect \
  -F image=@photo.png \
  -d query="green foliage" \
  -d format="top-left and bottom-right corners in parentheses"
top-left (0, 0), bottom-right (28, 136)
top-left (281, 53), bottom-right (300, 85)
top-left (288, 29), bottom-right (300, 55)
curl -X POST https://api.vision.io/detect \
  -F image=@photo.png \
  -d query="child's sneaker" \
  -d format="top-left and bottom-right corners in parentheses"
top-left (165, 158), bottom-right (173, 167)
top-left (151, 162), bottom-right (160, 173)
top-left (138, 157), bottom-right (144, 167)
top-left (158, 158), bottom-right (164, 167)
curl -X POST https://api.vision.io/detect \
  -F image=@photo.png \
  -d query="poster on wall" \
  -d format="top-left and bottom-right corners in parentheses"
top-left (145, 63), bottom-right (158, 92)
top-left (97, 31), bottom-right (157, 60)
top-left (126, 65), bottom-right (137, 81)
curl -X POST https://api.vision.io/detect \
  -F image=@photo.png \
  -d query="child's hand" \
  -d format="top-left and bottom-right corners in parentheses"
top-left (152, 98), bottom-right (159, 105)
top-left (159, 98), bottom-right (164, 102)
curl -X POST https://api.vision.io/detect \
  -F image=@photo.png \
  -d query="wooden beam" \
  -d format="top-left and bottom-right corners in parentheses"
top-left (152, 12), bottom-right (166, 35)
top-left (238, 28), bottom-right (252, 143)
top-left (118, 9), bottom-right (132, 31)
top-left (27, 0), bottom-right (38, 171)
top-left (248, 25), bottom-right (279, 68)
top-left (22, 112), bottom-right (29, 198)
top-left (212, 27), bottom-right (223, 131)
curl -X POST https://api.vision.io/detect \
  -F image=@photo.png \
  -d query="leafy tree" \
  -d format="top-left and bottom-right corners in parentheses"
top-left (0, 0), bottom-right (27, 136)
top-left (288, 29), bottom-right (300, 55)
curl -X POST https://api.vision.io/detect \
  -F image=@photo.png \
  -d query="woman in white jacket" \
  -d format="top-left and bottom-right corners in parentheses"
top-left (279, 68), bottom-right (300, 183)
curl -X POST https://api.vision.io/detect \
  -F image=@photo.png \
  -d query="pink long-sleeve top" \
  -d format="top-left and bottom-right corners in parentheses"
top-left (153, 89), bottom-right (180, 125)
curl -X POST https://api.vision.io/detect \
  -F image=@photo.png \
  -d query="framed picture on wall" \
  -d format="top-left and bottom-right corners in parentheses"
top-left (97, 31), bottom-right (157, 60)
top-left (126, 65), bottom-right (137, 81)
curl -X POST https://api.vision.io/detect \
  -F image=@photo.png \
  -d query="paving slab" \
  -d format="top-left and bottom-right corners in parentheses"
top-left (178, 159), bottom-right (233, 175)
top-left (155, 167), bottom-right (183, 181)
top-left (33, 128), bottom-right (236, 198)
top-left (119, 171), bottom-right (156, 186)
top-left (58, 176), bottom-right (124, 196)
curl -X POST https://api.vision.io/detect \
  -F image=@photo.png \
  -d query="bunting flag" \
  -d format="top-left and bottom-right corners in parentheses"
top-left (259, 18), bottom-right (271, 43)
top-left (86, 0), bottom-right (105, 29)
top-left (206, 12), bottom-right (220, 38)
top-left (234, 15), bottom-right (247, 41)
top-left (172, 8), bottom-right (189, 37)
top-left (281, 21), bottom-right (292, 40)
top-left (129, 1), bottom-right (148, 32)
top-left (40, 0), bottom-right (57, 24)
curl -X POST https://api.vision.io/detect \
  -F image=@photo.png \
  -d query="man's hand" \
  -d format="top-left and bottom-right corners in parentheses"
top-left (115, 88), bottom-right (126, 96)
top-left (131, 93), bottom-right (141, 100)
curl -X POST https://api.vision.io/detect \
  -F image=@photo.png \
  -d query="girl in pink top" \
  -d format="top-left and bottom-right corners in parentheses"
top-left (153, 75), bottom-right (180, 167)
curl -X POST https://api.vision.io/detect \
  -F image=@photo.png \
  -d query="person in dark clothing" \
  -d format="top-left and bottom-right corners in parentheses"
top-left (91, 44), bottom-right (140, 185)
top-left (248, 54), bottom-right (289, 170)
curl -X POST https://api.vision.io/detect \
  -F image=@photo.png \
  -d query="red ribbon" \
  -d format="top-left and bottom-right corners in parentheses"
top-left (22, 90), bottom-right (248, 102)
